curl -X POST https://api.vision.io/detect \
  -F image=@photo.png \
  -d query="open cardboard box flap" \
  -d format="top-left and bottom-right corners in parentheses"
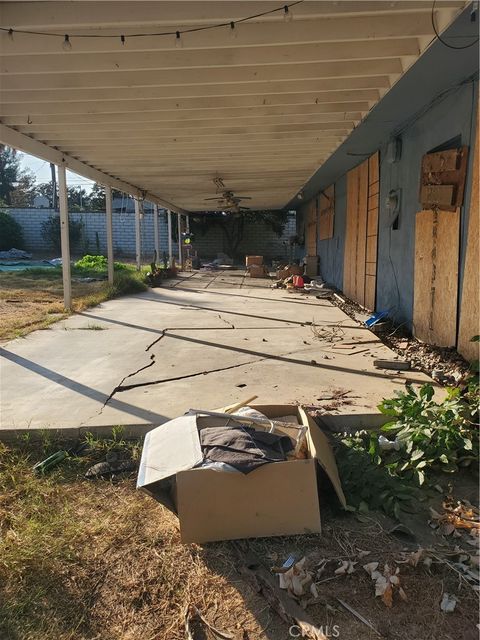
top-left (252, 404), bottom-right (346, 507)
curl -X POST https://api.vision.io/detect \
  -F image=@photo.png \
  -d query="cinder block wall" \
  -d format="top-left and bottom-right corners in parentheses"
top-left (6, 208), bottom-right (296, 261)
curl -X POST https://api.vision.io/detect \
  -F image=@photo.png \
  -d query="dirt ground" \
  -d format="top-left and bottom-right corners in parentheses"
top-left (0, 438), bottom-right (478, 640)
top-left (0, 270), bottom-right (105, 341)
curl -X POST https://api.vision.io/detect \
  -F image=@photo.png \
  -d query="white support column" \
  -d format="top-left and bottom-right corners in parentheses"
top-left (167, 209), bottom-right (173, 266)
top-left (57, 164), bottom-right (72, 311)
top-left (105, 186), bottom-right (114, 285)
top-left (186, 214), bottom-right (190, 233)
top-left (134, 198), bottom-right (141, 271)
top-left (153, 203), bottom-right (160, 262)
top-left (177, 213), bottom-right (183, 270)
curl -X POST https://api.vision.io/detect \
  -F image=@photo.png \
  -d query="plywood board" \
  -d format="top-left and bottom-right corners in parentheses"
top-left (318, 185), bottom-right (335, 240)
top-left (343, 151), bottom-right (379, 310)
top-left (305, 198), bottom-right (317, 257)
top-left (355, 159), bottom-right (369, 306)
top-left (343, 166), bottom-right (359, 299)
top-left (458, 110), bottom-right (480, 361)
top-left (420, 146), bottom-right (469, 212)
top-left (413, 209), bottom-right (460, 347)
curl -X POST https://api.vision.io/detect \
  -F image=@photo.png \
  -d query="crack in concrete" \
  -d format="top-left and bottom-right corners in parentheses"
top-left (116, 357), bottom-right (262, 393)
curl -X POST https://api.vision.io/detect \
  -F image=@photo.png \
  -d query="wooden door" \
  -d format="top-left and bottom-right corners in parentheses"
top-left (343, 152), bottom-right (379, 309)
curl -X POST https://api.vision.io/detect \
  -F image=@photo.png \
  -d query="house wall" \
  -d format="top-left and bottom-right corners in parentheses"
top-left (298, 77), bottom-right (478, 329)
top-left (6, 208), bottom-right (296, 262)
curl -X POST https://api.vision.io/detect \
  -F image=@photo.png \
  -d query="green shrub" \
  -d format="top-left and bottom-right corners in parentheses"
top-left (74, 255), bottom-right (131, 273)
top-left (108, 271), bottom-right (148, 296)
top-left (41, 215), bottom-right (83, 251)
top-left (0, 211), bottom-right (24, 250)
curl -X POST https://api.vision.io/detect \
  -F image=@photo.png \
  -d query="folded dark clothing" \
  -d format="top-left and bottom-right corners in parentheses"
top-left (200, 425), bottom-right (295, 474)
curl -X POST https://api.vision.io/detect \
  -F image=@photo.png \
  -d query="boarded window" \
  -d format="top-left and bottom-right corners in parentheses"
top-left (318, 185), bottom-right (334, 240)
top-left (343, 152), bottom-right (380, 310)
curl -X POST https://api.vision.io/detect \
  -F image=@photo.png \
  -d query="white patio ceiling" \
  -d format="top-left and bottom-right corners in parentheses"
top-left (0, 1), bottom-right (467, 212)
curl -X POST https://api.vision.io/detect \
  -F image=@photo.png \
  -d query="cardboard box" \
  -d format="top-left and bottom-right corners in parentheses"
top-left (276, 264), bottom-right (303, 279)
top-left (245, 255), bottom-right (263, 267)
top-left (248, 264), bottom-right (268, 278)
top-left (137, 404), bottom-right (346, 544)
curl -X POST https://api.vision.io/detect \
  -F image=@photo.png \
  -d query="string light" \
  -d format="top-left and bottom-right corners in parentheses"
top-left (1, 1), bottom-right (303, 44)
top-left (229, 21), bottom-right (237, 39)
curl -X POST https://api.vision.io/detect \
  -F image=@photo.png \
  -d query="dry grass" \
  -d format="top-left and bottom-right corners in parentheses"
top-left (1, 438), bottom-right (478, 640)
top-left (0, 269), bottom-right (147, 342)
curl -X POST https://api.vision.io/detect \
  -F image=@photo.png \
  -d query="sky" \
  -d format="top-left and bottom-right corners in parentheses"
top-left (19, 151), bottom-right (95, 192)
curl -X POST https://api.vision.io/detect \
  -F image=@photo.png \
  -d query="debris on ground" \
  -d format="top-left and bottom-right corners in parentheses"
top-left (0, 248), bottom-right (33, 260)
top-left (440, 592), bottom-right (458, 613)
top-left (323, 288), bottom-right (472, 383)
top-left (184, 604), bottom-right (234, 640)
top-left (373, 358), bottom-right (411, 371)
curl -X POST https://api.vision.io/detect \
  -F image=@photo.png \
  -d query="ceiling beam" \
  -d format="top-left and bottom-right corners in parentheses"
top-left (0, 40), bottom-right (422, 75)
top-left (0, 90), bottom-right (380, 117)
top-left (1, 2), bottom-right (462, 30)
top-left (1, 102), bottom-right (369, 126)
top-left (0, 76), bottom-right (391, 104)
top-left (0, 58), bottom-right (403, 92)
top-left (11, 113), bottom-right (362, 133)
top-left (0, 124), bottom-right (185, 211)
top-left (0, 9), bottom-right (458, 51)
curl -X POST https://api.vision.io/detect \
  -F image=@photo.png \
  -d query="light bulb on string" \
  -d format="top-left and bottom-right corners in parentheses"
top-left (283, 5), bottom-right (293, 22)
top-left (8, 28), bottom-right (14, 41)
top-left (229, 21), bottom-right (237, 39)
top-left (62, 34), bottom-right (72, 50)
top-left (120, 35), bottom-right (126, 45)
top-left (175, 31), bottom-right (183, 48)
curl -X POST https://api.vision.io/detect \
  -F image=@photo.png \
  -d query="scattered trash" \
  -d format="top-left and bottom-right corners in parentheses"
top-left (0, 248), bottom-right (32, 260)
top-left (85, 458), bottom-right (137, 479)
top-left (377, 435), bottom-right (401, 452)
top-left (364, 311), bottom-right (389, 328)
top-left (363, 562), bottom-right (407, 608)
top-left (336, 598), bottom-right (381, 637)
top-left (440, 592), bottom-right (457, 613)
top-left (278, 556), bottom-right (314, 597)
top-left (373, 358), bottom-right (411, 370)
top-left (184, 604), bottom-right (234, 640)
top-left (33, 441), bottom-right (90, 475)
top-left (334, 560), bottom-right (356, 575)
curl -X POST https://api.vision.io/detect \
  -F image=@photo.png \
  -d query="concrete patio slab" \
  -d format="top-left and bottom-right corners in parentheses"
top-left (0, 271), bottom-right (433, 436)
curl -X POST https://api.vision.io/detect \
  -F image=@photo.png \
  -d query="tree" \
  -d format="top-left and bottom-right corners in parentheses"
top-left (190, 210), bottom-right (289, 259)
top-left (67, 186), bottom-right (89, 212)
top-left (0, 146), bottom-right (39, 207)
top-left (36, 182), bottom-right (57, 208)
top-left (88, 183), bottom-right (106, 211)
top-left (0, 146), bottom-right (21, 205)
top-left (9, 170), bottom-right (38, 207)
top-left (0, 209), bottom-right (25, 250)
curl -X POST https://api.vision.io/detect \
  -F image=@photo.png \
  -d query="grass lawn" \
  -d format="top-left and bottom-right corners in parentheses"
top-left (0, 262), bottom-right (148, 342)
top-left (1, 433), bottom-right (478, 640)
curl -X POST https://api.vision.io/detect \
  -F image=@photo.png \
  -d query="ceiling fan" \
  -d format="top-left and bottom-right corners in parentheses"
top-left (204, 190), bottom-right (252, 212)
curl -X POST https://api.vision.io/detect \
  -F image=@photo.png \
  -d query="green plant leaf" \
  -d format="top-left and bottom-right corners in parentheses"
top-left (410, 449), bottom-right (424, 461)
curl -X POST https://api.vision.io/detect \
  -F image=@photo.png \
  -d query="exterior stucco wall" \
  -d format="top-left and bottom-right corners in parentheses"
top-left (308, 77), bottom-right (477, 329)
